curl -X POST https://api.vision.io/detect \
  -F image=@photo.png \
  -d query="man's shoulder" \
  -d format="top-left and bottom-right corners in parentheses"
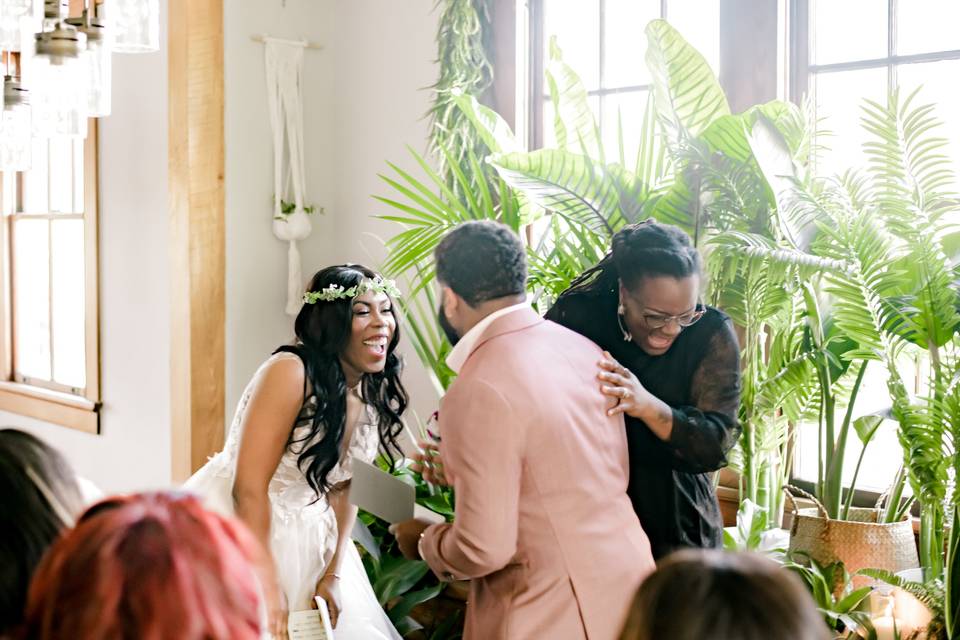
top-left (481, 314), bottom-right (600, 354)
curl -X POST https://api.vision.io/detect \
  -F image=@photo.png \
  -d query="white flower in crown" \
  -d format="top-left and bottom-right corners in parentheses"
top-left (303, 276), bottom-right (401, 304)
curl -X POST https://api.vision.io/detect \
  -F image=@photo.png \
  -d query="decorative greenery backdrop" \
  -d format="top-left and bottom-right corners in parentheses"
top-left (372, 10), bottom-right (960, 640)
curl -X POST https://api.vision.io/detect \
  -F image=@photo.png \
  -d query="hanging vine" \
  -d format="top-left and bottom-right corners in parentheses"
top-left (428, 0), bottom-right (495, 194)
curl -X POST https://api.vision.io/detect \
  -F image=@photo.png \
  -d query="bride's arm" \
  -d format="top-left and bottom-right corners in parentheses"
top-left (232, 355), bottom-right (305, 551)
top-left (231, 355), bottom-right (305, 635)
top-left (314, 482), bottom-right (355, 627)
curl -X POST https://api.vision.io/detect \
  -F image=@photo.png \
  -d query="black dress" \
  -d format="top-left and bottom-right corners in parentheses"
top-left (546, 289), bottom-right (742, 560)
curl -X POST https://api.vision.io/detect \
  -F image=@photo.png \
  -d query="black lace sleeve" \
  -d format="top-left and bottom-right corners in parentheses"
top-left (666, 318), bottom-right (742, 473)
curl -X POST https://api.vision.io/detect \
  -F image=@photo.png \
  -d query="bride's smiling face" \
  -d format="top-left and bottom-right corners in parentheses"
top-left (339, 291), bottom-right (396, 377)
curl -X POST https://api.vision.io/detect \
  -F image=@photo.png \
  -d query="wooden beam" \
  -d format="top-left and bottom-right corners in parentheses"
top-left (169, 0), bottom-right (225, 481)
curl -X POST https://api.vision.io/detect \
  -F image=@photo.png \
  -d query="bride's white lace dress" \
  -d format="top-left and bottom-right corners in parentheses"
top-left (186, 354), bottom-right (401, 639)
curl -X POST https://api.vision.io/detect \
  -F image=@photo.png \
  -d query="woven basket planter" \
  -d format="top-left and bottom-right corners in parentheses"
top-left (785, 486), bottom-right (919, 590)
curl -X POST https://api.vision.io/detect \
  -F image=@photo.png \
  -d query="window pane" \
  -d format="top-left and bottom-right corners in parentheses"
top-left (897, 0), bottom-right (960, 56)
top-left (13, 218), bottom-right (51, 381)
top-left (811, 0), bottom-right (887, 65)
top-left (603, 0), bottom-right (659, 87)
top-left (74, 137), bottom-right (84, 213)
top-left (896, 60), bottom-right (960, 191)
top-left (543, 0), bottom-right (600, 89)
top-left (667, 0), bottom-right (720, 77)
top-left (601, 90), bottom-right (648, 167)
top-left (22, 137), bottom-right (48, 213)
top-left (812, 67), bottom-right (888, 177)
top-left (1, 172), bottom-right (15, 216)
top-left (51, 219), bottom-right (85, 388)
top-left (48, 137), bottom-right (75, 213)
top-left (794, 361), bottom-right (906, 492)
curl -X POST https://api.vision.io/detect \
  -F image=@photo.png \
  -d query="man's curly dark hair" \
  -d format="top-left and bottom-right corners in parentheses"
top-left (434, 221), bottom-right (527, 306)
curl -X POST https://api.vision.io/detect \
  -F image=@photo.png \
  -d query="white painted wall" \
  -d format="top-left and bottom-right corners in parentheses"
top-left (226, 0), bottom-right (441, 423)
top-left (223, 0), bottom-right (338, 419)
top-left (8, 0), bottom-right (443, 492)
top-left (1, 0), bottom-right (172, 494)
top-left (328, 0), bottom-right (440, 418)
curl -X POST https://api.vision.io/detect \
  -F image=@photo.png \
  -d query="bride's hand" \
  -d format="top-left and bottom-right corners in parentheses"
top-left (314, 573), bottom-right (342, 628)
top-left (267, 584), bottom-right (289, 639)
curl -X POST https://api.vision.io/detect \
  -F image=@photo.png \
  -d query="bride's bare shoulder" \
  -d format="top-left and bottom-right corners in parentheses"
top-left (252, 352), bottom-right (306, 391)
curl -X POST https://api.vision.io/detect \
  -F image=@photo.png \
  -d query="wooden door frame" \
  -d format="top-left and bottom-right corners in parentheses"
top-left (168, 0), bottom-right (226, 481)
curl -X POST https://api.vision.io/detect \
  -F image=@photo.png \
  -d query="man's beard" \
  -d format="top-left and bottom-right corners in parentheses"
top-left (437, 304), bottom-right (461, 346)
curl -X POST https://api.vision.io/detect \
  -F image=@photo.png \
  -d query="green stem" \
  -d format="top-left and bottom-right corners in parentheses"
top-left (841, 441), bottom-right (869, 521)
top-left (919, 502), bottom-right (945, 579)
top-left (826, 361), bottom-right (868, 519)
top-left (883, 466), bottom-right (908, 523)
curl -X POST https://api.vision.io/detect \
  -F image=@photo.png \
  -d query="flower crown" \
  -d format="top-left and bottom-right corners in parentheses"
top-left (302, 275), bottom-right (402, 304)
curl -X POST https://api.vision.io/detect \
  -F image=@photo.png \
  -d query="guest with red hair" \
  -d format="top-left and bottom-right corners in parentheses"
top-left (21, 492), bottom-right (266, 640)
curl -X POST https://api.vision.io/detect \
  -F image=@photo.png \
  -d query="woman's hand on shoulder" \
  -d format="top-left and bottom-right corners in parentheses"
top-left (597, 351), bottom-right (656, 419)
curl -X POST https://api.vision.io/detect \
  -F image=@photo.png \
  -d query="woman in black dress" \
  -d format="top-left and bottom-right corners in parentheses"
top-left (545, 220), bottom-right (741, 560)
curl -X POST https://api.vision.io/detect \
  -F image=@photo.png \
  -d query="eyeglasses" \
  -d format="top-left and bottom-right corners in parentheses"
top-left (641, 304), bottom-right (705, 329)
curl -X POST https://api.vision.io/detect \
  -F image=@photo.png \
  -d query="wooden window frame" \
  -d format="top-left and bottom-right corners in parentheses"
top-left (0, 121), bottom-right (100, 434)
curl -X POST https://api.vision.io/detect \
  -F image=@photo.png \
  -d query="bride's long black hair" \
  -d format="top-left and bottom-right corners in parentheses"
top-left (275, 264), bottom-right (407, 498)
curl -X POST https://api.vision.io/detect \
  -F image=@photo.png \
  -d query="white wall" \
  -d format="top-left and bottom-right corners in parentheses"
top-left (225, 0), bottom-right (441, 422)
top-left (2, 0), bottom-right (172, 494)
top-left (329, 0), bottom-right (440, 418)
top-left (8, 0), bottom-right (443, 492)
top-left (224, 0), bottom-right (338, 418)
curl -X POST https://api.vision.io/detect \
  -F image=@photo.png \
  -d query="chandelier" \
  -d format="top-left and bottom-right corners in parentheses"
top-left (0, 0), bottom-right (159, 170)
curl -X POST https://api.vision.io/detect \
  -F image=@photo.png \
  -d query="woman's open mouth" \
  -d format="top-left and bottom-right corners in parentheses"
top-left (363, 336), bottom-right (388, 357)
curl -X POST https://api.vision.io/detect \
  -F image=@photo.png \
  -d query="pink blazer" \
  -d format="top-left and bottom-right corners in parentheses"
top-left (419, 308), bottom-right (655, 639)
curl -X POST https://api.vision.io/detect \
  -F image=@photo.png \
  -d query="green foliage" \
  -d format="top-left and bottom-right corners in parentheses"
top-left (274, 199), bottom-right (320, 220)
top-left (644, 19), bottom-right (729, 145)
top-left (784, 554), bottom-right (875, 635)
top-left (722, 499), bottom-right (770, 552)
top-left (428, 0), bottom-right (493, 197)
top-left (354, 458), bottom-right (459, 638)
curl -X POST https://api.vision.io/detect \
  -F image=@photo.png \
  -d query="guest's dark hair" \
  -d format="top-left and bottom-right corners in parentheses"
top-left (558, 220), bottom-right (702, 298)
top-left (276, 264), bottom-right (407, 497)
top-left (434, 220), bottom-right (527, 306)
top-left (0, 429), bottom-right (84, 635)
top-left (619, 550), bottom-right (829, 640)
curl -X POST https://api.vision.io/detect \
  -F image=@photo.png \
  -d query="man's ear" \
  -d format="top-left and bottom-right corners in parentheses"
top-left (442, 286), bottom-right (461, 316)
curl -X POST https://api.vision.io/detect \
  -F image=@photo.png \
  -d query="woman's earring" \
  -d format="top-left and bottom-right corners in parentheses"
top-left (617, 303), bottom-right (632, 342)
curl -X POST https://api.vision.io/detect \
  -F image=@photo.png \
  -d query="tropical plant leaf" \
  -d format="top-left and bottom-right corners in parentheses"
top-left (853, 414), bottom-right (884, 447)
top-left (645, 19), bottom-right (729, 144)
top-left (748, 115), bottom-right (821, 250)
top-left (373, 556), bottom-right (430, 606)
top-left (546, 36), bottom-right (602, 159)
top-left (451, 91), bottom-right (520, 154)
top-left (387, 583), bottom-right (445, 624)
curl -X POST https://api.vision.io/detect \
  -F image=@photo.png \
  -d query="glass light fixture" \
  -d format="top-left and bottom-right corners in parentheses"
top-left (30, 20), bottom-right (88, 138)
top-left (66, 3), bottom-right (110, 116)
top-left (0, 0), bottom-right (42, 51)
top-left (0, 76), bottom-right (32, 171)
top-left (112, 0), bottom-right (159, 53)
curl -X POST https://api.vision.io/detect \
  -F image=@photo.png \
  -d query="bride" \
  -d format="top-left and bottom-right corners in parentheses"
top-left (187, 265), bottom-right (407, 639)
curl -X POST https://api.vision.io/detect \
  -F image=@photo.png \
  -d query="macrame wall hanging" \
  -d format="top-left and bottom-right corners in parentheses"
top-left (262, 36), bottom-right (316, 316)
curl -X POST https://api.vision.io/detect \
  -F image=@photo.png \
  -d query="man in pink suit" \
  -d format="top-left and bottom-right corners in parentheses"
top-left (393, 221), bottom-right (655, 639)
